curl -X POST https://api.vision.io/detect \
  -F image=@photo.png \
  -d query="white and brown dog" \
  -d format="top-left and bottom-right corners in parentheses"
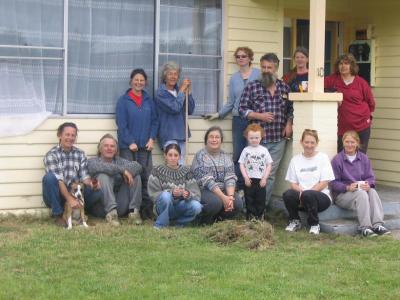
top-left (63, 182), bottom-right (89, 230)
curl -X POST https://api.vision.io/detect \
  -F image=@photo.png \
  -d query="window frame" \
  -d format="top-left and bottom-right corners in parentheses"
top-left (58, 0), bottom-right (224, 117)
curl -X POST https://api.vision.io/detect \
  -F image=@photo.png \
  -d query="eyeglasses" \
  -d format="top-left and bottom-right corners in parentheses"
top-left (235, 55), bottom-right (248, 59)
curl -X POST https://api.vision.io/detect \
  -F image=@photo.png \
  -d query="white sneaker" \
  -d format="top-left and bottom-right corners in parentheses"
top-left (105, 209), bottom-right (120, 227)
top-left (285, 219), bottom-right (301, 232)
top-left (309, 224), bottom-right (320, 235)
top-left (128, 210), bottom-right (143, 225)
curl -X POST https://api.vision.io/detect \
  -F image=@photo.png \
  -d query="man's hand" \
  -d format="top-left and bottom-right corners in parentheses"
top-left (259, 112), bottom-right (275, 123)
top-left (123, 170), bottom-right (134, 186)
top-left (172, 188), bottom-right (182, 198)
top-left (66, 195), bottom-right (82, 209)
top-left (129, 143), bottom-right (138, 152)
top-left (145, 138), bottom-right (154, 151)
top-left (282, 122), bottom-right (293, 139)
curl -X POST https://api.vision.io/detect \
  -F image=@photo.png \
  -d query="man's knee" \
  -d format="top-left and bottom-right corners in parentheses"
top-left (42, 172), bottom-right (58, 186)
top-left (354, 190), bottom-right (369, 205)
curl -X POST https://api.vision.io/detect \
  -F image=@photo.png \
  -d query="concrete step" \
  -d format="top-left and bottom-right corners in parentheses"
top-left (319, 215), bottom-right (400, 235)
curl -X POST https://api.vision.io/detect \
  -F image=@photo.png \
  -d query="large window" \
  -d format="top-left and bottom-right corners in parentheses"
top-left (0, 0), bottom-right (222, 116)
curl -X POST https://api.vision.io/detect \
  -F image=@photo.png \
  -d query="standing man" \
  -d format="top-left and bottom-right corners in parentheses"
top-left (239, 53), bottom-right (293, 206)
top-left (87, 134), bottom-right (143, 226)
top-left (42, 122), bottom-right (101, 227)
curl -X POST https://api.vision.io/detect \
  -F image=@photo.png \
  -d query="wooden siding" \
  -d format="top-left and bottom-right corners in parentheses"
top-left (368, 13), bottom-right (400, 187)
top-left (0, 0), bottom-right (285, 212)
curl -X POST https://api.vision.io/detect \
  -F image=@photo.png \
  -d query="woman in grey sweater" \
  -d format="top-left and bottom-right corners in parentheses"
top-left (147, 143), bottom-right (202, 229)
top-left (191, 126), bottom-right (244, 224)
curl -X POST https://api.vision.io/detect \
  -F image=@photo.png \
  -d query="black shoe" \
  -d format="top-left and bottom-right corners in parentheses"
top-left (372, 225), bottom-right (391, 235)
top-left (361, 228), bottom-right (378, 237)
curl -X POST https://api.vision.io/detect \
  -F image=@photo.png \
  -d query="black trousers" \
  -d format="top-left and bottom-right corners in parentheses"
top-left (244, 178), bottom-right (266, 219)
top-left (283, 189), bottom-right (331, 226)
top-left (337, 127), bottom-right (370, 153)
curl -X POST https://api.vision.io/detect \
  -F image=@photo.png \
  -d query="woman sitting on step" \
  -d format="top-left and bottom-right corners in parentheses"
top-left (330, 130), bottom-right (390, 237)
top-left (147, 143), bottom-right (202, 229)
top-left (283, 129), bottom-right (335, 235)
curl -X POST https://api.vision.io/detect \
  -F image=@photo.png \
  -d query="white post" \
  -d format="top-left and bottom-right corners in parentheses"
top-left (287, 0), bottom-right (342, 162)
top-left (308, 0), bottom-right (326, 94)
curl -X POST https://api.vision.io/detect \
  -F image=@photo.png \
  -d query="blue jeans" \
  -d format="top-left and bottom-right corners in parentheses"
top-left (42, 172), bottom-right (103, 216)
top-left (232, 116), bottom-right (248, 190)
top-left (155, 191), bottom-right (202, 228)
top-left (263, 139), bottom-right (287, 206)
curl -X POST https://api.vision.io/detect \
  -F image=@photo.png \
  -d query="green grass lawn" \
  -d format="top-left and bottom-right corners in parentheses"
top-left (1, 216), bottom-right (399, 300)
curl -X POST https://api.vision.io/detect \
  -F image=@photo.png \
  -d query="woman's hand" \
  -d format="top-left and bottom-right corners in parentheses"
top-left (360, 181), bottom-right (370, 191)
top-left (145, 138), bottom-right (154, 151)
top-left (172, 188), bottom-right (182, 198)
top-left (182, 189), bottom-right (190, 199)
top-left (129, 143), bottom-right (138, 152)
top-left (179, 78), bottom-right (191, 93)
top-left (346, 183), bottom-right (358, 192)
top-left (222, 194), bottom-right (234, 212)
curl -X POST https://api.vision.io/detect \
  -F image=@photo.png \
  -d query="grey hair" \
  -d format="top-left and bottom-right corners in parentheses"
top-left (160, 61), bottom-right (181, 84)
top-left (97, 133), bottom-right (119, 157)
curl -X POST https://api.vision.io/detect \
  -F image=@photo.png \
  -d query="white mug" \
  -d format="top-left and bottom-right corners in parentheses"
top-left (301, 81), bottom-right (308, 92)
top-left (357, 181), bottom-right (366, 190)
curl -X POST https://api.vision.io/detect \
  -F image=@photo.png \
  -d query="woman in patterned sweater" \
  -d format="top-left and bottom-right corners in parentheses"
top-left (191, 126), bottom-right (244, 224)
top-left (147, 143), bottom-right (202, 229)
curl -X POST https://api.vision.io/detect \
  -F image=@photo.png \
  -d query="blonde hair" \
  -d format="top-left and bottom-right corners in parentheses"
top-left (301, 129), bottom-right (319, 143)
top-left (342, 130), bottom-right (360, 148)
top-left (97, 133), bottom-right (119, 157)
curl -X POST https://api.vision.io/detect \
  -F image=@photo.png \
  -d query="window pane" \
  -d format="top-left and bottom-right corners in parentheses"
top-left (159, 0), bottom-right (222, 115)
top-left (0, 0), bottom-right (63, 115)
top-left (67, 0), bottom-right (154, 114)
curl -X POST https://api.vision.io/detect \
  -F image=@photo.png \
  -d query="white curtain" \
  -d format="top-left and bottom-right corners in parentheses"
top-left (67, 0), bottom-right (155, 114)
top-left (159, 0), bottom-right (222, 115)
top-left (0, 0), bottom-right (62, 137)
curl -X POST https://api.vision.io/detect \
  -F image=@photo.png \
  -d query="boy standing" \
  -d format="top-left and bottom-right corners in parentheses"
top-left (239, 124), bottom-right (273, 220)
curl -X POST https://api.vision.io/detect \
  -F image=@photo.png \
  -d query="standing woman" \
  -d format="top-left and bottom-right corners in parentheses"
top-left (156, 61), bottom-right (195, 165)
top-left (282, 46), bottom-right (309, 92)
top-left (147, 143), bottom-right (202, 229)
top-left (116, 68), bottom-right (158, 219)
top-left (330, 131), bottom-right (390, 237)
top-left (283, 129), bottom-right (335, 235)
top-left (205, 46), bottom-right (260, 189)
top-left (191, 126), bottom-right (244, 224)
top-left (325, 54), bottom-right (375, 153)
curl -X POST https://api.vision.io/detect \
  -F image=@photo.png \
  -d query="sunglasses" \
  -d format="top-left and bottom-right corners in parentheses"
top-left (304, 129), bottom-right (318, 133)
top-left (235, 55), bottom-right (248, 59)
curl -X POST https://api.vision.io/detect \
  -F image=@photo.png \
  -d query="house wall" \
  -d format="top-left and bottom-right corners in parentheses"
top-left (0, 0), bottom-right (285, 213)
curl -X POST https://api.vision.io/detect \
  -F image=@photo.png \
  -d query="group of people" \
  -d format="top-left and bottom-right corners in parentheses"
top-left (42, 45), bottom-right (389, 237)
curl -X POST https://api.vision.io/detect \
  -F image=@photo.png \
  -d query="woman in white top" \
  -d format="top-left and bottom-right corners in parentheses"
top-left (283, 129), bottom-right (335, 235)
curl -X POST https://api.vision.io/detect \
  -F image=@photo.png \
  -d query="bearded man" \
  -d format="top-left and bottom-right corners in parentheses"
top-left (239, 52), bottom-right (293, 206)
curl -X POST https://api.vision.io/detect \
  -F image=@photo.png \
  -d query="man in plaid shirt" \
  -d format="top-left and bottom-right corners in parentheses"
top-left (42, 122), bottom-right (101, 227)
top-left (239, 53), bottom-right (293, 207)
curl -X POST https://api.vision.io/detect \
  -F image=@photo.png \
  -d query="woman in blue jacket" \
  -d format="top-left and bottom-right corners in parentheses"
top-left (155, 62), bottom-right (195, 165)
top-left (116, 68), bottom-right (158, 219)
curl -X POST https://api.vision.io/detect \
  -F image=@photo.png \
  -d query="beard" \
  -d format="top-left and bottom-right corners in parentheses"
top-left (260, 72), bottom-right (277, 89)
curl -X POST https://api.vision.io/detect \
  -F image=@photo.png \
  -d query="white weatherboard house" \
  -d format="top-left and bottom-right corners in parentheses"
top-left (0, 0), bottom-right (399, 215)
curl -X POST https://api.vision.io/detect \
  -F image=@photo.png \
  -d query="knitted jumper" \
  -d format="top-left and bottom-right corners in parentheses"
top-left (147, 164), bottom-right (200, 203)
top-left (190, 148), bottom-right (237, 192)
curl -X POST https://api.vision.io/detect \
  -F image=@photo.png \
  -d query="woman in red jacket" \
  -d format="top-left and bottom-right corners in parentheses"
top-left (325, 54), bottom-right (375, 153)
